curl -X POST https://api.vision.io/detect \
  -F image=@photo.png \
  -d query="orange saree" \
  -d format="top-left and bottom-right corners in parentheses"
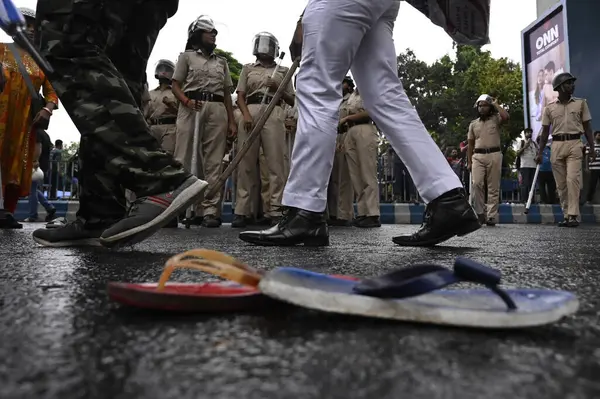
top-left (0, 43), bottom-right (58, 199)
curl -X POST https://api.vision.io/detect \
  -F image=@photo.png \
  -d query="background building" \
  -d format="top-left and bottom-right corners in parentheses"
top-left (537, 0), bottom-right (559, 16)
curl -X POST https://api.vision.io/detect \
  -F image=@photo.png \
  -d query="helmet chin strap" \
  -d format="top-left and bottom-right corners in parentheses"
top-left (202, 42), bottom-right (217, 54)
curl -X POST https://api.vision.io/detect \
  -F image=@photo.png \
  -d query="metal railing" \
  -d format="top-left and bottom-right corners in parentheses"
top-left (29, 150), bottom-right (600, 206)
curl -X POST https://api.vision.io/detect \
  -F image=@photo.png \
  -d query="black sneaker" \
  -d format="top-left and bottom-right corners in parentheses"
top-left (100, 176), bottom-right (208, 248)
top-left (32, 218), bottom-right (104, 247)
top-left (392, 188), bottom-right (481, 247)
top-left (238, 207), bottom-right (329, 247)
top-left (45, 208), bottom-right (57, 222)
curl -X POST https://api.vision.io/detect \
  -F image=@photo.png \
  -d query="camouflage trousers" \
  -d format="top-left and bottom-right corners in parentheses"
top-left (35, 0), bottom-right (187, 226)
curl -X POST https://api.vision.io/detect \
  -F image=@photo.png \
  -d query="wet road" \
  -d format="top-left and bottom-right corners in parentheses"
top-left (1, 223), bottom-right (599, 399)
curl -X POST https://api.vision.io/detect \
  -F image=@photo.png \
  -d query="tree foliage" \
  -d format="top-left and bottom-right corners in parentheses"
top-left (62, 141), bottom-right (79, 159)
top-left (395, 45), bottom-right (524, 169)
top-left (215, 48), bottom-right (243, 91)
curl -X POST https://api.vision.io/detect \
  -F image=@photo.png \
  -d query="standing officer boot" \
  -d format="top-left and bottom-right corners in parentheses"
top-left (558, 215), bottom-right (579, 227)
top-left (238, 207), bottom-right (329, 246)
top-left (392, 188), bottom-right (481, 246)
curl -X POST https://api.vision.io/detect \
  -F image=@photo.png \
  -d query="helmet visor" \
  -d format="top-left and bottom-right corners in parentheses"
top-left (253, 34), bottom-right (279, 59)
top-left (155, 63), bottom-right (174, 80)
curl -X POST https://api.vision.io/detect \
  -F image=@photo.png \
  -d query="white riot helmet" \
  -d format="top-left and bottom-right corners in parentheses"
top-left (252, 32), bottom-right (279, 59)
top-left (474, 94), bottom-right (493, 108)
top-left (19, 7), bottom-right (35, 21)
top-left (188, 15), bottom-right (218, 37)
top-left (154, 59), bottom-right (175, 81)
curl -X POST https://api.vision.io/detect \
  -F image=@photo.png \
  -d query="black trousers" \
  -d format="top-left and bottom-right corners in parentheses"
top-left (538, 171), bottom-right (557, 204)
top-left (587, 170), bottom-right (600, 202)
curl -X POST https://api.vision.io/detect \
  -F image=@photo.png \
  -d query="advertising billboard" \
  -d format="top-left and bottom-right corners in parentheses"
top-left (522, 3), bottom-right (569, 141)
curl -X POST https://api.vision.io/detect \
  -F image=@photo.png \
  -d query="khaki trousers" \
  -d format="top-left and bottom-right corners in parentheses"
top-left (328, 133), bottom-right (354, 220)
top-left (259, 148), bottom-right (270, 215)
top-left (345, 124), bottom-right (380, 216)
top-left (149, 124), bottom-right (176, 154)
top-left (551, 140), bottom-right (583, 217)
top-left (472, 152), bottom-right (502, 221)
top-left (234, 104), bottom-right (287, 218)
top-left (284, 130), bottom-right (296, 177)
top-left (174, 103), bottom-right (228, 217)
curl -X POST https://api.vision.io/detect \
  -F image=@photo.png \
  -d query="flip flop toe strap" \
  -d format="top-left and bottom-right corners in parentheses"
top-left (352, 256), bottom-right (517, 310)
top-left (157, 249), bottom-right (263, 291)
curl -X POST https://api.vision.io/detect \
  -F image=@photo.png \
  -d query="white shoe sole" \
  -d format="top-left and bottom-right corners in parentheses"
top-left (258, 273), bottom-right (580, 329)
top-left (99, 179), bottom-right (208, 248)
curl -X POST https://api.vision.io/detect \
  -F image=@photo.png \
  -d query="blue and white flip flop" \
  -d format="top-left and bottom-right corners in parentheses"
top-left (258, 257), bottom-right (579, 328)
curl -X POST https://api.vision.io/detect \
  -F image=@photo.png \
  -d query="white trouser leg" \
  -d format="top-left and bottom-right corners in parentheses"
top-left (283, 0), bottom-right (461, 211)
top-left (282, 0), bottom-right (392, 212)
top-left (350, 3), bottom-right (462, 203)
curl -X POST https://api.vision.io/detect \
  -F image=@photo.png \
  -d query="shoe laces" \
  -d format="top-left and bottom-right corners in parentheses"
top-left (125, 197), bottom-right (145, 217)
top-left (279, 207), bottom-right (294, 226)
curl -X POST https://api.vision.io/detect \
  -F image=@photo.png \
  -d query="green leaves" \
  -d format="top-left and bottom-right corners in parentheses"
top-left (214, 48), bottom-right (243, 90)
top-left (397, 45), bottom-right (524, 154)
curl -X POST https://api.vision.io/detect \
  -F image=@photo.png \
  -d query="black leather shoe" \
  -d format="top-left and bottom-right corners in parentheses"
top-left (231, 215), bottom-right (247, 228)
top-left (202, 215), bottom-right (222, 228)
top-left (558, 216), bottom-right (579, 227)
top-left (0, 210), bottom-right (23, 229)
top-left (327, 217), bottom-right (351, 226)
top-left (353, 216), bottom-right (381, 228)
top-left (239, 207), bottom-right (329, 246)
top-left (392, 188), bottom-right (481, 247)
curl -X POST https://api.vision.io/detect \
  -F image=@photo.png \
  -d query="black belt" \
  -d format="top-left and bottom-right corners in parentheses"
top-left (552, 134), bottom-right (580, 141)
top-left (246, 94), bottom-right (278, 105)
top-left (473, 147), bottom-right (501, 154)
top-left (185, 91), bottom-right (224, 102)
top-left (347, 120), bottom-right (372, 128)
top-left (150, 117), bottom-right (176, 125)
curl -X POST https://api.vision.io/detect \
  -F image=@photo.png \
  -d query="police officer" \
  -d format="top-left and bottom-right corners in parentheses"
top-left (467, 94), bottom-right (510, 226)
top-left (327, 76), bottom-right (355, 226)
top-left (536, 72), bottom-right (594, 227)
top-left (341, 87), bottom-right (381, 227)
top-left (145, 59), bottom-right (178, 155)
top-left (240, 1), bottom-right (483, 247)
top-left (172, 15), bottom-right (237, 228)
top-left (232, 32), bottom-right (295, 228)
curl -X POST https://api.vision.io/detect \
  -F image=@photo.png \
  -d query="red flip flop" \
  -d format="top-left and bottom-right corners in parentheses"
top-left (107, 249), bottom-right (272, 312)
top-left (107, 281), bottom-right (276, 312)
top-left (107, 249), bottom-right (358, 312)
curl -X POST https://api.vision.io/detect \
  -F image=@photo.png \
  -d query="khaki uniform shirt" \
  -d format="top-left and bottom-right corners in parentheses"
top-left (172, 49), bottom-right (232, 96)
top-left (346, 91), bottom-right (365, 115)
top-left (542, 97), bottom-right (592, 135)
top-left (144, 86), bottom-right (178, 120)
top-left (468, 114), bottom-right (502, 149)
top-left (236, 61), bottom-right (295, 101)
top-left (339, 92), bottom-right (351, 120)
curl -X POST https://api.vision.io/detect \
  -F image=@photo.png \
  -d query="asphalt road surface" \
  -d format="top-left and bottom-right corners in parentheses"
top-left (1, 223), bottom-right (599, 399)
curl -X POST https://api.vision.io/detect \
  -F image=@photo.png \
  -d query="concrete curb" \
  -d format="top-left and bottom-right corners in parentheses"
top-left (15, 200), bottom-right (600, 224)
